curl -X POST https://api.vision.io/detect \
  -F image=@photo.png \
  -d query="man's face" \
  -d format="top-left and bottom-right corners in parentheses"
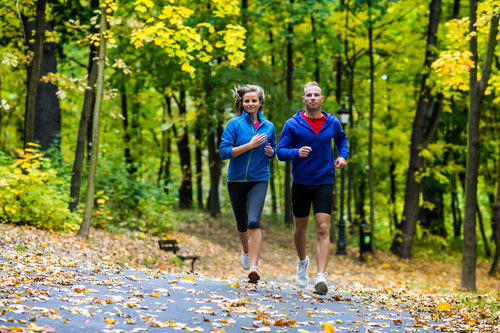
top-left (302, 86), bottom-right (324, 111)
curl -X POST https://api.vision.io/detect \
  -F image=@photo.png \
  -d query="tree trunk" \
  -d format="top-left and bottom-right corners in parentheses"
top-left (69, 0), bottom-right (99, 212)
top-left (78, 5), bottom-right (106, 238)
top-left (461, 0), bottom-right (499, 290)
top-left (22, 17), bottom-right (61, 152)
top-left (367, 0), bottom-right (376, 252)
top-left (420, 177), bottom-right (446, 237)
top-left (284, 0), bottom-right (294, 225)
top-left (175, 87), bottom-right (193, 209)
top-left (120, 82), bottom-right (137, 176)
top-left (24, 0), bottom-right (47, 150)
top-left (391, 0), bottom-right (441, 258)
top-left (158, 94), bottom-right (173, 194)
top-left (477, 204), bottom-right (491, 257)
top-left (311, 14), bottom-right (320, 84)
top-left (489, 142), bottom-right (500, 275)
top-left (207, 118), bottom-right (222, 217)
top-left (195, 120), bottom-right (204, 209)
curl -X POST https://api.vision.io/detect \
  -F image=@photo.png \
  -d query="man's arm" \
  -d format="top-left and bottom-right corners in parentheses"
top-left (277, 122), bottom-right (299, 161)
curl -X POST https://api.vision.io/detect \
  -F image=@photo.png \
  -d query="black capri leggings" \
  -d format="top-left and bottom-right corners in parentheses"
top-left (227, 181), bottom-right (268, 232)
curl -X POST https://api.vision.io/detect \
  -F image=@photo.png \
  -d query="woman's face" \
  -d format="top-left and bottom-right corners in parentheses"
top-left (242, 92), bottom-right (262, 115)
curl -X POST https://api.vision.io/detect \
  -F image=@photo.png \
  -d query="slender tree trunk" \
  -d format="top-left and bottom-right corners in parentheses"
top-left (78, 5), bottom-right (106, 238)
top-left (284, 0), bottom-right (294, 225)
top-left (489, 143), bottom-right (500, 275)
top-left (69, 0), bottom-right (99, 212)
top-left (391, 0), bottom-right (441, 258)
top-left (311, 14), bottom-right (320, 84)
top-left (462, 0), bottom-right (499, 290)
top-left (176, 87), bottom-right (193, 209)
top-left (195, 120), bottom-right (203, 209)
top-left (159, 94), bottom-right (173, 194)
top-left (367, 0), bottom-right (376, 252)
top-left (207, 118), bottom-right (221, 217)
top-left (477, 204), bottom-right (491, 257)
top-left (120, 82), bottom-right (136, 176)
top-left (24, 0), bottom-right (47, 150)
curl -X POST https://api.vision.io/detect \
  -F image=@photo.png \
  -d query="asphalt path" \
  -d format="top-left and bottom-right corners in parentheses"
top-left (0, 255), bottom-right (439, 332)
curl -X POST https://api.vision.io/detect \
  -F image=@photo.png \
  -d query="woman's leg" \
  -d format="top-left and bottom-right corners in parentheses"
top-left (228, 182), bottom-right (251, 254)
top-left (247, 182), bottom-right (268, 267)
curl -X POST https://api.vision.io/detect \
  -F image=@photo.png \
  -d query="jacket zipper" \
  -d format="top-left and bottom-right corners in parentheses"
top-left (244, 116), bottom-right (264, 181)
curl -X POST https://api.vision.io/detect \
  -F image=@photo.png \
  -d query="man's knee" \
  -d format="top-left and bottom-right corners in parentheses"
top-left (316, 222), bottom-right (329, 237)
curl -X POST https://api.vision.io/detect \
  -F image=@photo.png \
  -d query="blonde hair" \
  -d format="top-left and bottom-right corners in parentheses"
top-left (303, 81), bottom-right (321, 94)
top-left (232, 85), bottom-right (265, 116)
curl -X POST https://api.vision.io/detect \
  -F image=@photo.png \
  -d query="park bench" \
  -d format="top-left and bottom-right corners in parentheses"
top-left (158, 239), bottom-right (199, 272)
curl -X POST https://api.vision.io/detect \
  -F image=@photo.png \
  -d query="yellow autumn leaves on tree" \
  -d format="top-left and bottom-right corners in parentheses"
top-left (130, 0), bottom-right (246, 75)
top-left (431, 1), bottom-right (500, 96)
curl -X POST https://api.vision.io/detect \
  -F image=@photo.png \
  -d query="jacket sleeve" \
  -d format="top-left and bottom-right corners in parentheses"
top-left (266, 124), bottom-right (277, 159)
top-left (277, 121), bottom-right (299, 161)
top-left (219, 121), bottom-right (236, 160)
top-left (334, 121), bottom-right (349, 160)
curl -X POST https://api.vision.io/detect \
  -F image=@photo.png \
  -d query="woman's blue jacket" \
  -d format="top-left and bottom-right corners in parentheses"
top-left (219, 111), bottom-right (276, 182)
top-left (277, 110), bottom-right (348, 185)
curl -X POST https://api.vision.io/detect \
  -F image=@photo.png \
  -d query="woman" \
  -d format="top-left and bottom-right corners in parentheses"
top-left (219, 84), bottom-right (276, 283)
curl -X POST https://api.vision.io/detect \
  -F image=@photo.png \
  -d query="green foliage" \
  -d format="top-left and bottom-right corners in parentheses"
top-left (89, 158), bottom-right (176, 236)
top-left (0, 145), bottom-right (79, 233)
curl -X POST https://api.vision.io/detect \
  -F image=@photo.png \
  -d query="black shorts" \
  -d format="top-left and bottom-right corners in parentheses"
top-left (292, 183), bottom-right (333, 218)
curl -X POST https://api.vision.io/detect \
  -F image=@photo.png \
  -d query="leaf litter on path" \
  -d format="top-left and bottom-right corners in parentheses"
top-left (0, 222), bottom-right (499, 332)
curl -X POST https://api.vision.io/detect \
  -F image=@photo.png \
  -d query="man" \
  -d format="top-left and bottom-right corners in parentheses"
top-left (277, 81), bottom-right (348, 295)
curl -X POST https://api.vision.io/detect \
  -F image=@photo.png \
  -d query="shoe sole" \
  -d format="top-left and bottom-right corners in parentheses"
top-left (248, 271), bottom-right (260, 283)
top-left (314, 282), bottom-right (328, 295)
top-left (296, 279), bottom-right (309, 288)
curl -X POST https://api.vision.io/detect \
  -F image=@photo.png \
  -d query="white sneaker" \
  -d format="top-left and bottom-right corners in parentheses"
top-left (314, 272), bottom-right (328, 295)
top-left (240, 251), bottom-right (250, 270)
top-left (296, 256), bottom-right (309, 288)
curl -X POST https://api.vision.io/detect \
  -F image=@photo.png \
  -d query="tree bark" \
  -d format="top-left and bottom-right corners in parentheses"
top-left (120, 82), bottom-right (137, 176)
top-left (22, 17), bottom-right (61, 152)
top-left (477, 204), bottom-right (491, 257)
top-left (391, 0), bottom-right (441, 258)
top-left (461, 0), bottom-right (499, 290)
top-left (284, 0), bottom-right (294, 225)
top-left (175, 87), bottom-right (193, 209)
top-left (489, 142), bottom-right (500, 275)
top-left (69, 0), bottom-right (99, 212)
top-left (78, 5), bottom-right (106, 238)
top-left (195, 120), bottom-right (204, 209)
top-left (367, 0), bottom-right (376, 252)
top-left (24, 0), bottom-right (47, 150)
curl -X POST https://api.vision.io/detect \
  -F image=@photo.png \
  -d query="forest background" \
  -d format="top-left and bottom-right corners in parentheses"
top-left (1, 0), bottom-right (500, 295)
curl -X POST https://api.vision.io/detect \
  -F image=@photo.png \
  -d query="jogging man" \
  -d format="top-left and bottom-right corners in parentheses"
top-left (277, 81), bottom-right (348, 295)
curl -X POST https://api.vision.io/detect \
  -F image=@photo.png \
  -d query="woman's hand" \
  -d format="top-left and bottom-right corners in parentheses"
top-left (249, 133), bottom-right (267, 148)
top-left (264, 143), bottom-right (274, 157)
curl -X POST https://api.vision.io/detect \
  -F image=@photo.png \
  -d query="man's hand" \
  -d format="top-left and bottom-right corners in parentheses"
top-left (264, 143), bottom-right (274, 157)
top-left (335, 157), bottom-right (347, 169)
top-left (298, 146), bottom-right (312, 158)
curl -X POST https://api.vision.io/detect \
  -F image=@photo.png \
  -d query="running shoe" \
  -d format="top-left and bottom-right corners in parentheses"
top-left (248, 266), bottom-right (260, 283)
top-left (240, 251), bottom-right (250, 270)
top-left (296, 256), bottom-right (310, 288)
top-left (314, 272), bottom-right (328, 295)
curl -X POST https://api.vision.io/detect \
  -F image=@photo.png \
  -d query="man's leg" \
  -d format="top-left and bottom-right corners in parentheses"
top-left (294, 216), bottom-right (309, 260)
top-left (314, 213), bottom-right (330, 273)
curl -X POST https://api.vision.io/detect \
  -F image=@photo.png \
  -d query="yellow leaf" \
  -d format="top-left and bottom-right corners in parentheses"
top-left (436, 302), bottom-right (451, 311)
top-left (321, 322), bottom-right (335, 333)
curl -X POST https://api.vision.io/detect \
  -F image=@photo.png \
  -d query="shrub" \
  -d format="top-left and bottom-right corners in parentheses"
top-left (0, 145), bottom-right (80, 233)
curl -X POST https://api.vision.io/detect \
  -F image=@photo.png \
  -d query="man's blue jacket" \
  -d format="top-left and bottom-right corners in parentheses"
top-left (219, 111), bottom-right (276, 182)
top-left (277, 110), bottom-right (348, 185)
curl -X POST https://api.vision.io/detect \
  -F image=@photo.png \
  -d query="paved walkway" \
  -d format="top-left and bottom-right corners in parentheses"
top-left (0, 255), bottom-right (438, 332)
